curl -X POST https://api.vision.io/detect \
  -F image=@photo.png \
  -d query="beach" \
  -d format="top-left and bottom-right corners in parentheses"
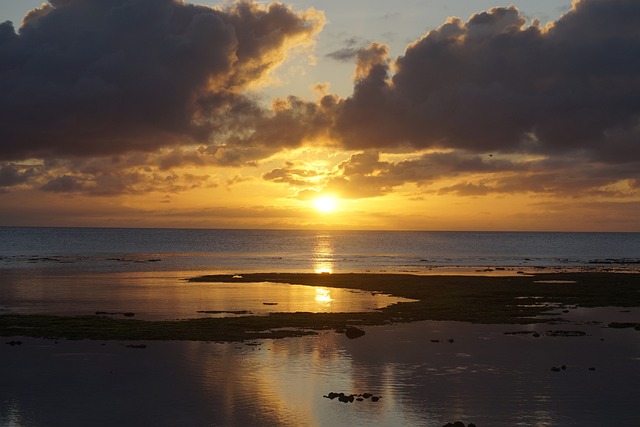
top-left (2, 271), bottom-right (640, 426)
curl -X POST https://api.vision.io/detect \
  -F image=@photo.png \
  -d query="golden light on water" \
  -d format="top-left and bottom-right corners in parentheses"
top-left (313, 233), bottom-right (334, 274)
top-left (315, 288), bottom-right (332, 305)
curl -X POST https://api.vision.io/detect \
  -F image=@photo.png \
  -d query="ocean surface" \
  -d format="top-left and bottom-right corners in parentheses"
top-left (1, 227), bottom-right (640, 426)
top-left (1, 227), bottom-right (639, 274)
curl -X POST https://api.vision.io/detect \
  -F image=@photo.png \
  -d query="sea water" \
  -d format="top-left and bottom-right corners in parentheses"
top-left (1, 227), bottom-right (638, 273)
top-left (1, 227), bottom-right (640, 426)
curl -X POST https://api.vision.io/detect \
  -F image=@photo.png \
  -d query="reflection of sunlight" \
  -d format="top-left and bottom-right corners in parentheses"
top-left (314, 262), bottom-right (333, 274)
top-left (315, 288), bottom-right (332, 306)
top-left (313, 234), bottom-right (334, 274)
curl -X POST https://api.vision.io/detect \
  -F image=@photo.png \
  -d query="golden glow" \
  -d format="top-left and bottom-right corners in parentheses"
top-left (314, 196), bottom-right (337, 213)
top-left (313, 234), bottom-right (334, 273)
top-left (315, 288), bottom-right (332, 305)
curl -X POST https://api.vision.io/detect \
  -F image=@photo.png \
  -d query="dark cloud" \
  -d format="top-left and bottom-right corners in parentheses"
top-left (0, 156), bottom-right (213, 196)
top-left (330, 0), bottom-right (640, 162)
top-left (0, 0), bottom-right (324, 161)
top-left (325, 35), bottom-right (368, 61)
top-left (325, 47), bottom-right (360, 62)
top-left (264, 148), bottom-right (639, 201)
top-left (40, 175), bottom-right (86, 193)
top-left (0, 163), bottom-right (36, 188)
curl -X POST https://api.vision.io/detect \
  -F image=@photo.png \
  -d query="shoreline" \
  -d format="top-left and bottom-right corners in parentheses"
top-left (1, 271), bottom-right (640, 342)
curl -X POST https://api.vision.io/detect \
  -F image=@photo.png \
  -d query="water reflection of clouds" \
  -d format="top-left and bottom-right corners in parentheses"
top-left (313, 234), bottom-right (334, 274)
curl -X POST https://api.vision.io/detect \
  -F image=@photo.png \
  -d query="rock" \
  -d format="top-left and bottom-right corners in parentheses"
top-left (338, 394), bottom-right (354, 403)
top-left (123, 312), bottom-right (135, 317)
top-left (371, 396), bottom-right (380, 402)
top-left (551, 366), bottom-right (561, 372)
top-left (125, 344), bottom-right (147, 349)
top-left (362, 393), bottom-right (372, 399)
top-left (345, 326), bottom-right (366, 339)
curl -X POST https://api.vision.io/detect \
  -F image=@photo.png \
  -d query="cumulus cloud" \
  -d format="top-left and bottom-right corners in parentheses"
top-left (0, 0), bottom-right (324, 161)
top-left (330, 0), bottom-right (640, 161)
top-left (2, 0), bottom-right (639, 205)
top-left (253, 0), bottom-right (640, 201)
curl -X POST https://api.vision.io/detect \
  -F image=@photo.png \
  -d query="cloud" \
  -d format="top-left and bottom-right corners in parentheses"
top-left (330, 0), bottom-right (640, 161)
top-left (263, 148), bottom-right (639, 201)
top-left (249, 0), bottom-right (640, 201)
top-left (0, 163), bottom-right (37, 188)
top-left (2, 0), bottom-right (639, 206)
top-left (325, 36), bottom-right (369, 62)
top-left (0, 155), bottom-right (214, 196)
top-left (0, 0), bottom-right (324, 161)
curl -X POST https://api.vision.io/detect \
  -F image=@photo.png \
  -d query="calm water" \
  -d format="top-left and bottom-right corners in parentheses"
top-left (1, 227), bottom-right (640, 426)
top-left (1, 227), bottom-right (639, 273)
top-left (2, 317), bottom-right (640, 426)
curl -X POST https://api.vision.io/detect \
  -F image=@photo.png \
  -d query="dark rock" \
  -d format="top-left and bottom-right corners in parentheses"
top-left (561, 365), bottom-right (566, 370)
top-left (345, 326), bottom-right (366, 339)
top-left (362, 393), bottom-right (372, 399)
top-left (448, 338), bottom-right (454, 343)
top-left (371, 396), bottom-right (380, 402)
top-left (551, 366), bottom-right (561, 372)
top-left (338, 394), bottom-right (354, 403)
top-left (545, 330), bottom-right (586, 337)
top-left (608, 322), bottom-right (640, 330)
top-left (589, 367), bottom-right (596, 371)
top-left (123, 312), bottom-right (135, 317)
top-left (125, 344), bottom-right (147, 349)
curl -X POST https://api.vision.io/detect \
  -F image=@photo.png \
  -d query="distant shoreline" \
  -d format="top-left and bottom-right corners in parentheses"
top-left (1, 272), bottom-right (639, 342)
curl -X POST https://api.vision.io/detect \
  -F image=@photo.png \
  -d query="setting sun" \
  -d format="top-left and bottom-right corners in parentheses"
top-left (314, 196), bottom-right (337, 213)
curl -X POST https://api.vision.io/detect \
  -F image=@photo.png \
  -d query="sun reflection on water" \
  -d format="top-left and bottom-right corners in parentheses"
top-left (315, 288), bottom-right (332, 306)
top-left (313, 234), bottom-right (334, 274)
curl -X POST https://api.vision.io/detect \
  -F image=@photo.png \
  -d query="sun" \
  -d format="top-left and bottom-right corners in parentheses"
top-left (314, 196), bottom-right (337, 213)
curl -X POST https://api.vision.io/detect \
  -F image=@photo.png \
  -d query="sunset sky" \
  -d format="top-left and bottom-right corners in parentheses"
top-left (1, 0), bottom-right (638, 231)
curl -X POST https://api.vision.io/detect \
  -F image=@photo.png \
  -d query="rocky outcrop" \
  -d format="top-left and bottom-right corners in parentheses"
top-left (344, 326), bottom-right (365, 339)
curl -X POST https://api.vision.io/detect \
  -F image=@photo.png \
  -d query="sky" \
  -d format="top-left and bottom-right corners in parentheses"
top-left (0, 0), bottom-right (638, 231)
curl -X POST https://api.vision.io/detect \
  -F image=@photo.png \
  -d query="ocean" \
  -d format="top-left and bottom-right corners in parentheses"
top-left (2, 227), bottom-right (640, 426)
top-left (1, 227), bottom-right (639, 274)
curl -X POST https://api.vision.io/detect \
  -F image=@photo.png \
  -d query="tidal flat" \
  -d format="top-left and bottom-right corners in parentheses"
top-left (1, 272), bottom-right (639, 341)
top-left (2, 272), bottom-right (640, 426)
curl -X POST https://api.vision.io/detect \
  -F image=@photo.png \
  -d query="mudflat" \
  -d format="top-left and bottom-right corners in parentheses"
top-left (1, 272), bottom-right (639, 342)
